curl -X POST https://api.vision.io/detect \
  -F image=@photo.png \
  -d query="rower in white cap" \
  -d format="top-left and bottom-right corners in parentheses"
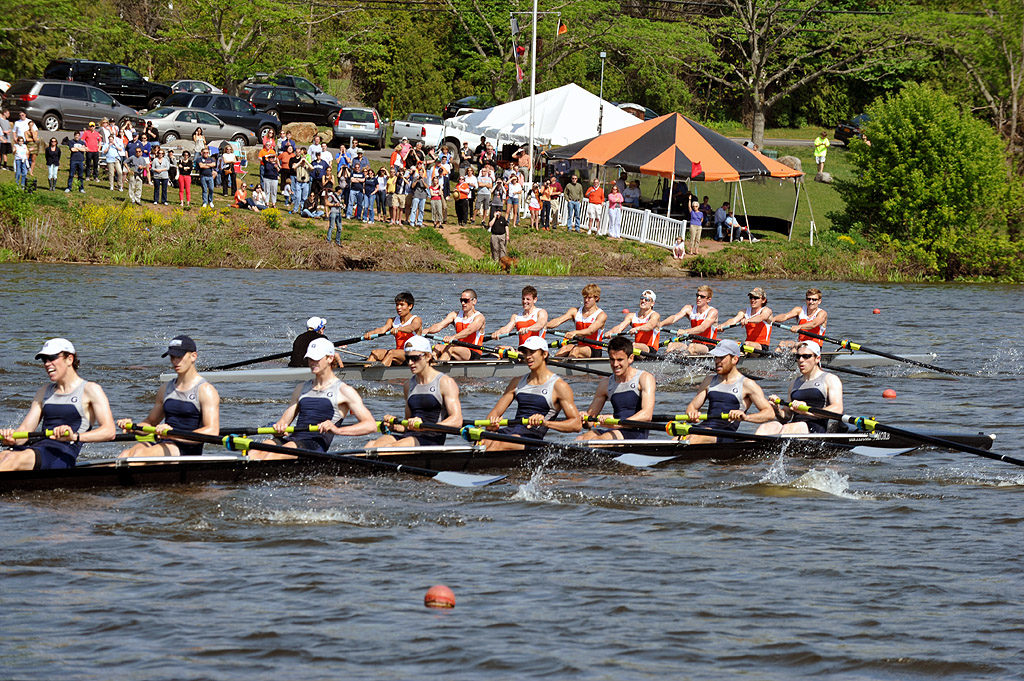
top-left (482, 335), bottom-right (581, 451)
top-left (290, 316), bottom-right (329, 367)
top-left (1, 338), bottom-right (115, 470)
top-left (607, 288), bottom-right (661, 353)
top-left (681, 339), bottom-right (774, 443)
top-left (366, 335), bottom-right (463, 448)
top-left (757, 341), bottom-right (844, 435)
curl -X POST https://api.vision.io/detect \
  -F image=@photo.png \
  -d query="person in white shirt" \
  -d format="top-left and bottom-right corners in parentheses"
top-left (476, 164), bottom-right (495, 223)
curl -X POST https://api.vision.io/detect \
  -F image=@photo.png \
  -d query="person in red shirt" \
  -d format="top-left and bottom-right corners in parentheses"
top-left (454, 174), bottom-right (472, 226)
top-left (584, 178), bottom-right (605, 235)
top-left (80, 122), bottom-right (102, 180)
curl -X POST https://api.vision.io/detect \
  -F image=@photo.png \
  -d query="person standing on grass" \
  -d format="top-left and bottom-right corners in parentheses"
top-left (326, 182), bottom-right (344, 245)
top-left (65, 131), bottom-right (87, 194)
top-left (475, 163), bottom-right (494, 223)
top-left (291, 149), bottom-right (312, 215)
top-left (151, 148), bottom-right (170, 205)
top-left (688, 200), bottom-right (704, 255)
top-left (44, 138), bottom-right (60, 191)
top-left (488, 207), bottom-right (510, 261)
top-left (262, 152), bottom-right (281, 208)
top-left (428, 176), bottom-right (444, 228)
top-left (363, 171), bottom-right (380, 224)
top-left (0, 109), bottom-right (12, 171)
top-left (25, 118), bottom-right (40, 177)
top-left (13, 137), bottom-right (29, 189)
top-left (177, 151), bottom-right (194, 207)
top-left (81, 122), bottom-right (102, 180)
top-left (196, 147), bottom-right (217, 208)
top-left (584, 178), bottom-right (605, 234)
top-left (606, 183), bottom-right (624, 239)
top-left (455, 172), bottom-right (472, 226)
top-left (814, 131), bottom-right (830, 174)
top-left (126, 146), bottom-right (148, 205)
top-left (220, 143), bottom-right (237, 197)
top-left (527, 184), bottom-right (541, 230)
top-left (539, 179), bottom-right (553, 231)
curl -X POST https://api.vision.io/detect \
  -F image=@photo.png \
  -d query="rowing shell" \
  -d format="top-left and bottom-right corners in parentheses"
top-left (0, 430), bottom-right (993, 493)
top-left (165, 351), bottom-right (943, 384)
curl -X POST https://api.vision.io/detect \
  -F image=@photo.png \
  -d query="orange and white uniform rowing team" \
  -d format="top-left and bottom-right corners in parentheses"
top-left (0, 285), bottom-right (840, 472)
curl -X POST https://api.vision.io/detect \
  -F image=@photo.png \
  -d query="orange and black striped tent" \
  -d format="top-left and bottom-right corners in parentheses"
top-left (547, 113), bottom-right (803, 181)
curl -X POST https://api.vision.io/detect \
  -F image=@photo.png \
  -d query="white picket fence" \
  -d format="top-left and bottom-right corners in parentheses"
top-left (551, 198), bottom-right (687, 250)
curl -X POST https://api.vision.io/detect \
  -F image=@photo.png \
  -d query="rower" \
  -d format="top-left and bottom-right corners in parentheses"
top-left (773, 287), bottom-right (827, 350)
top-left (717, 286), bottom-right (773, 351)
top-left (0, 338), bottom-right (115, 471)
top-left (365, 336), bottom-right (462, 448)
top-left (659, 285), bottom-right (719, 354)
top-left (254, 337), bottom-right (377, 459)
top-left (364, 291), bottom-right (422, 366)
top-left (424, 288), bottom-right (486, 361)
top-left (546, 283), bottom-right (607, 358)
top-left (757, 341), bottom-right (843, 435)
top-left (682, 339), bottom-right (774, 444)
top-left (607, 288), bottom-right (661, 353)
top-left (578, 336), bottom-right (656, 441)
top-left (490, 284), bottom-right (548, 345)
top-left (116, 335), bottom-right (220, 458)
top-left (483, 336), bottom-right (581, 451)
top-left (289, 316), bottom-right (328, 367)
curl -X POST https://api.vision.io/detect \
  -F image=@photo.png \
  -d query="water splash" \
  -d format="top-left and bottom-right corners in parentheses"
top-left (253, 508), bottom-right (377, 525)
top-left (510, 458), bottom-right (562, 503)
top-left (790, 468), bottom-right (871, 500)
top-left (759, 452), bottom-right (790, 484)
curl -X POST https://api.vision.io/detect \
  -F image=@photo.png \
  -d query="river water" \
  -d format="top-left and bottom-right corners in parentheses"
top-left (1, 264), bottom-right (1022, 680)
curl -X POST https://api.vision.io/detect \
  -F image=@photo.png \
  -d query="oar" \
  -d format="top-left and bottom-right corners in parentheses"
top-left (783, 404), bottom-right (1021, 467)
top-left (203, 332), bottom-right (385, 371)
top-left (8, 430), bottom-right (156, 443)
top-left (426, 334), bottom-right (612, 377)
top-left (770, 321), bottom-right (969, 377)
top-left (548, 329), bottom-right (659, 359)
top-left (124, 423), bottom-right (506, 486)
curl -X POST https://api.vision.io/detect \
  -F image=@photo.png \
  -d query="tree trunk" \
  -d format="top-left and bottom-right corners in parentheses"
top-left (751, 106), bottom-right (766, 148)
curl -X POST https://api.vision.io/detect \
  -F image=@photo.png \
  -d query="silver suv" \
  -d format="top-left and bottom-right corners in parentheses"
top-left (5, 79), bottom-right (139, 132)
top-left (331, 107), bottom-right (385, 149)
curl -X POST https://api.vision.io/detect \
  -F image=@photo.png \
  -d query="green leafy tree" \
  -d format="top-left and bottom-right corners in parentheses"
top-left (833, 83), bottom-right (1024, 280)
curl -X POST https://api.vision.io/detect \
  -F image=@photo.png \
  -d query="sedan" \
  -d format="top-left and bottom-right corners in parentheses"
top-left (165, 80), bottom-right (223, 95)
top-left (142, 107), bottom-right (258, 145)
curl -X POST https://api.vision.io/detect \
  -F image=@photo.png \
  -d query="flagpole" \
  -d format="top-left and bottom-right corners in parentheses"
top-left (527, 0), bottom-right (538, 190)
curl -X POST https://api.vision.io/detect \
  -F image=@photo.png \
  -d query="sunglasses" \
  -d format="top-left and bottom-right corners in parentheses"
top-left (806, 297), bottom-right (821, 302)
top-left (641, 297), bottom-right (653, 302)
top-left (459, 298), bottom-right (473, 303)
top-left (695, 294), bottom-right (708, 299)
top-left (795, 353), bottom-right (816, 360)
top-left (406, 354), bottom-right (427, 364)
top-left (38, 354), bottom-right (61, 363)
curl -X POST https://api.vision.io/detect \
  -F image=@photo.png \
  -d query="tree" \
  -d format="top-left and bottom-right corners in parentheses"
top-left (688, 0), bottom-right (921, 146)
top-left (833, 83), bottom-right (1024, 280)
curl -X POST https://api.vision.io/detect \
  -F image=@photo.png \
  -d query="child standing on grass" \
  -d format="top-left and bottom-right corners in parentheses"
top-left (528, 184), bottom-right (541, 230)
top-left (672, 236), bottom-right (685, 260)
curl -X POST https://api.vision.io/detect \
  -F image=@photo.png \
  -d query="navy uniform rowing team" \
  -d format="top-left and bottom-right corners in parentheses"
top-left (0, 284), bottom-right (843, 472)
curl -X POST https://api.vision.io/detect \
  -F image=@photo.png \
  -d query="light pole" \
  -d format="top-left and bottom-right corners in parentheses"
top-left (597, 51), bottom-right (607, 136)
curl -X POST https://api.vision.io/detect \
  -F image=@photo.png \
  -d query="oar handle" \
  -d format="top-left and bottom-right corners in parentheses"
top-left (550, 329), bottom-right (657, 358)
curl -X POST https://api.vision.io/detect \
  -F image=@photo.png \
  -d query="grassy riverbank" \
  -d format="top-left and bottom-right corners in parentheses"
top-left (0, 145), bottom-right (933, 280)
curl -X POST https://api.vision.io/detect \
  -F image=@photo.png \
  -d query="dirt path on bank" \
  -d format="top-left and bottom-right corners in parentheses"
top-left (438, 222), bottom-right (486, 259)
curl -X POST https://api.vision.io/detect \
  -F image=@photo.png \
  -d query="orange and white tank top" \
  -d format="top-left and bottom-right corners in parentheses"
top-left (743, 307), bottom-right (771, 345)
top-left (393, 315), bottom-right (419, 349)
top-left (515, 308), bottom-right (546, 344)
top-left (689, 306), bottom-right (719, 343)
top-left (574, 307), bottom-right (604, 342)
top-left (797, 305), bottom-right (826, 346)
top-left (630, 311), bottom-right (660, 348)
top-left (454, 310), bottom-right (484, 347)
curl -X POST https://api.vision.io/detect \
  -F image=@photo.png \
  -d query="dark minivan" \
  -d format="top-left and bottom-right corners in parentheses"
top-left (43, 59), bottom-right (171, 110)
top-left (162, 92), bottom-right (280, 139)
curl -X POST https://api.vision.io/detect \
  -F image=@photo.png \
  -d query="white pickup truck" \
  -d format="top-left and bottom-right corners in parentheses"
top-left (392, 113), bottom-right (444, 147)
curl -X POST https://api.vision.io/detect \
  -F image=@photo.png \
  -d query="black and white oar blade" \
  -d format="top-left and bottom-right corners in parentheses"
top-left (612, 452), bottom-right (680, 468)
top-left (432, 471), bottom-right (507, 487)
top-left (848, 445), bottom-right (917, 457)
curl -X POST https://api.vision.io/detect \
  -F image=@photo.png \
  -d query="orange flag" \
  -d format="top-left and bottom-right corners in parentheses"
top-left (557, 20), bottom-right (567, 35)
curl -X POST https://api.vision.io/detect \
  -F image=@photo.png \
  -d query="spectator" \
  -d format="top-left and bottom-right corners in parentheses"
top-left (347, 162), bottom-right (365, 220)
top-left (196, 147), bottom-right (217, 208)
top-left (714, 201), bottom-right (730, 241)
top-left (299, 188), bottom-right (322, 218)
top-left (428, 176), bottom-right (444, 228)
top-left (606, 183), bottom-right (624, 240)
top-left (64, 131), bottom-right (87, 193)
top-left (548, 175), bottom-right (563, 228)
top-left (44, 137), bottom-right (61, 191)
top-left (363, 170), bottom-right (380, 224)
top-left (326, 182), bottom-right (344, 245)
top-left (278, 144), bottom-right (294, 186)
top-left (0, 109), bottom-right (12, 170)
top-left (235, 183), bottom-right (257, 211)
top-left (459, 141), bottom-right (473, 170)
top-left (527, 183), bottom-right (541, 230)
top-left (563, 174), bottom-right (584, 232)
top-left (584, 178), bottom-right (605, 234)
top-left (151, 148), bottom-right (170, 205)
top-left (25, 118), bottom-right (41, 176)
top-left (310, 152), bottom-right (329, 200)
top-left (539, 179), bottom-right (553, 231)
top-left (251, 185), bottom-right (269, 211)
top-left (455, 172), bottom-right (472, 226)
top-left (489, 177), bottom-right (507, 221)
top-left (507, 174), bottom-right (523, 225)
top-left (409, 170), bottom-right (428, 227)
top-left (13, 136), bottom-right (29, 189)
top-left (672, 236), bottom-right (685, 259)
top-left (192, 127), bottom-right (206, 156)
top-left (814, 131), bottom-right (830, 173)
top-left (261, 152), bottom-right (280, 207)
top-left (473, 135), bottom-right (488, 164)
top-left (177, 151), bottom-right (194, 207)
top-left (475, 164), bottom-right (494, 223)
top-left (374, 167), bottom-right (388, 214)
top-left (488, 207), bottom-right (510, 260)
top-left (102, 132), bottom-right (125, 192)
top-left (390, 168), bottom-right (407, 225)
top-left (126, 146), bottom-right (148, 205)
top-left (291, 149), bottom-right (312, 215)
top-left (700, 195), bottom-right (713, 224)
top-left (278, 131), bottom-right (296, 154)
top-left (623, 180), bottom-right (641, 208)
top-left (81, 121), bottom-right (102, 180)
top-left (688, 200), bottom-right (703, 255)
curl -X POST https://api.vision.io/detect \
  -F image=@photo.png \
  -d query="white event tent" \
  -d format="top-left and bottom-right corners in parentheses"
top-left (443, 83), bottom-right (643, 149)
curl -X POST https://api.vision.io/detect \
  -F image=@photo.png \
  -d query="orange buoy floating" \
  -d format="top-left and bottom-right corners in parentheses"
top-left (424, 584), bottom-right (455, 609)
top-left (872, 308), bottom-right (881, 314)
top-left (882, 389), bottom-right (897, 399)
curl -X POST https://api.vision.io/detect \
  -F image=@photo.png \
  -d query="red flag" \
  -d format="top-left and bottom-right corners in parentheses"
top-left (691, 161), bottom-right (703, 177)
top-left (515, 44), bottom-right (526, 57)
top-left (516, 64), bottom-right (524, 83)
top-left (557, 20), bottom-right (567, 35)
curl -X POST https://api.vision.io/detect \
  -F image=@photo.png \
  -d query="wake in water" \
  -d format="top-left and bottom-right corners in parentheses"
top-left (511, 451), bottom-right (563, 503)
top-left (754, 451), bottom-right (873, 500)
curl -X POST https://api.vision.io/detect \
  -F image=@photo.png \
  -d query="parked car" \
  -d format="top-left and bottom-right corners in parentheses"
top-left (142, 107), bottom-right (259, 145)
top-left (4, 78), bottom-right (139, 132)
top-left (241, 74), bottom-right (339, 107)
top-left (834, 113), bottom-right (870, 144)
top-left (392, 113), bottom-right (443, 147)
top-left (248, 85), bottom-right (340, 125)
top-left (164, 80), bottom-right (223, 95)
top-left (43, 59), bottom-right (171, 110)
top-left (442, 95), bottom-right (497, 119)
top-left (331, 107), bottom-right (385, 149)
top-left (616, 102), bottom-right (659, 121)
top-left (162, 92), bottom-right (279, 139)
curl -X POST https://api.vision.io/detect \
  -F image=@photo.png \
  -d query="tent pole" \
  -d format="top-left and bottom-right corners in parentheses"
top-left (788, 180), bottom-right (800, 241)
top-left (667, 176), bottom-right (674, 220)
top-left (738, 179), bottom-right (750, 241)
top-left (804, 180), bottom-right (817, 245)
top-left (527, 0), bottom-right (538, 189)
